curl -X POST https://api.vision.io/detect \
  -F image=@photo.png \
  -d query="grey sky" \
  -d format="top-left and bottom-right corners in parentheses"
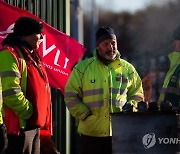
top-left (83, 0), bottom-right (175, 13)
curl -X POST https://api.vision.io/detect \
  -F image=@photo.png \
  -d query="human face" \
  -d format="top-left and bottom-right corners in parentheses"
top-left (97, 38), bottom-right (118, 61)
top-left (23, 33), bottom-right (43, 50)
top-left (173, 40), bottom-right (180, 52)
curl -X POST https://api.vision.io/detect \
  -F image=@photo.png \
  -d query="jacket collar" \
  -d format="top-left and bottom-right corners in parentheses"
top-left (168, 51), bottom-right (180, 68)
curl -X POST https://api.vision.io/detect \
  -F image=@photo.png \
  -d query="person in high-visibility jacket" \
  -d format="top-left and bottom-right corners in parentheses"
top-left (0, 17), bottom-right (52, 154)
top-left (64, 27), bottom-right (144, 154)
top-left (159, 26), bottom-right (180, 110)
top-left (0, 76), bottom-right (8, 153)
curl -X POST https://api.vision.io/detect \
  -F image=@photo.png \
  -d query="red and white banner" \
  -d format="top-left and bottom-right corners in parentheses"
top-left (0, 1), bottom-right (86, 93)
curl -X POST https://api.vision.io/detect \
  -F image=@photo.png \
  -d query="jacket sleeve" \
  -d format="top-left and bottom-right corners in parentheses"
top-left (64, 66), bottom-right (92, 120)
top-left (0, 50), bottom-right (33, 120)
top-left (126, 66), bottom-right (144, 109)
top-left (0, 77), bottom-right (3, 124)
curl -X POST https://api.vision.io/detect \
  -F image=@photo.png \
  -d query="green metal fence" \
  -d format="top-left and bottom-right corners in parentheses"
top-left (5, 0), bottom-right (71, 153)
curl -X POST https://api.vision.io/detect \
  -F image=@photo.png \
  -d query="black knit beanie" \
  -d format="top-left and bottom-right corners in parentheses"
top-left (14, 16), bottom-right (43, 36)
top-left (173, 25), bottom-right (180, 40)
top-left (96, 27), bottom-right (116, 46)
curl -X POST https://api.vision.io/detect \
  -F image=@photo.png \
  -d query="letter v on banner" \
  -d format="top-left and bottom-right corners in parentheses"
top-left (0, 1), bottom-right (86, 93)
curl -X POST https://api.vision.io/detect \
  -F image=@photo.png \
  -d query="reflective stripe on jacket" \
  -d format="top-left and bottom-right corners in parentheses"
top-left (0, 48), bottom-right (32, 129)
top-left (64, 50), bottom-right (144, 137)
top-left (159, 51), bottom-right (180, 106)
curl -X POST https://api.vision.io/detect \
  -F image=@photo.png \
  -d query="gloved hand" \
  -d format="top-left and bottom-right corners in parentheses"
top-left (160, 101), bottom-right (172, 112)
top-left (122, 103), bottom-right (133, 113)
top-left (148, 102), bottom-right (159, 111)
top-left (138, 101), bottom-right (148, 112)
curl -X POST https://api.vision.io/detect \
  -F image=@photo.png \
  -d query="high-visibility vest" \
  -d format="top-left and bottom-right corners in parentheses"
top-left (0, 46), bottom-right (52, 135)
top-left (159, 51), bottom-right (180, 106)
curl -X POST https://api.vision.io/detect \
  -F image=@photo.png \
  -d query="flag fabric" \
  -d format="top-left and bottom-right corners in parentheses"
top-left (0, 1), bottom-right (86, 93)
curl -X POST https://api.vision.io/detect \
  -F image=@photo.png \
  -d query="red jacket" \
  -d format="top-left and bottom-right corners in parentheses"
top-left (1, 46), bottom-right (52, 135)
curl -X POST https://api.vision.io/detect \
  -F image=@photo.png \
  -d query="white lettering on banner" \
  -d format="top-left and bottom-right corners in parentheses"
top-left (0, 25), bottom-right (70, 69)
top-left (43, 63), bottom-right (53, 70)
top-left (42, 34), bottom-right (70, 69)
top-left (42, 35), bottom-right (56, 57)
top-left (54, 49), bottom-right (61, 67)
top-left (0, 23), bottom-right (14, 38)
top-left (43, 62), bottom-right (53, 70)
top-left (43, 62), bottom-right (69, 76)
top-left (64, 58), bottom-right (69, 69)
top-left (53, 67), bottom-right (69, 76)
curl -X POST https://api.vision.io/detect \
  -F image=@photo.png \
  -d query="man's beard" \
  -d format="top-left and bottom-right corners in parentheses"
top-left (97, 49), bottom-right (117, 65)
top-left (104, 50), bottom-right (117, 60)
top-left (99, 49), bottom-right (117, 60)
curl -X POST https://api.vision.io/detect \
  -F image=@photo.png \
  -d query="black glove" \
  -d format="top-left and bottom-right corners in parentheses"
top-left (148, 102), bottom-right (159, 111)
top-left (122, 103), bottom-right (133, 113)
top-left (138, 101), bottom-right (148, 112)
top-left (160, 101), bottom-right (172, 112)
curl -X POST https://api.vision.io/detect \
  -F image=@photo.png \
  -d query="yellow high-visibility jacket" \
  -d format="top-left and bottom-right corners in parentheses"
top-left (159, 51), bottom-right (180, 106)
top-left (0, 47), bottom-right (32, 129)
top-left (0, 76), bottom-right (3, 125)
top-left (64, 50), bottom-right (144, 137)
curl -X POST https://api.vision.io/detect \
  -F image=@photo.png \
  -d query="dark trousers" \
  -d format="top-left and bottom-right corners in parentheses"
top-left (5, 128), bottom-right (40, 154)
top-left (0, 124), bottom-right (8, 154)
top-left (79, 135), bottom-right (112, 154)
